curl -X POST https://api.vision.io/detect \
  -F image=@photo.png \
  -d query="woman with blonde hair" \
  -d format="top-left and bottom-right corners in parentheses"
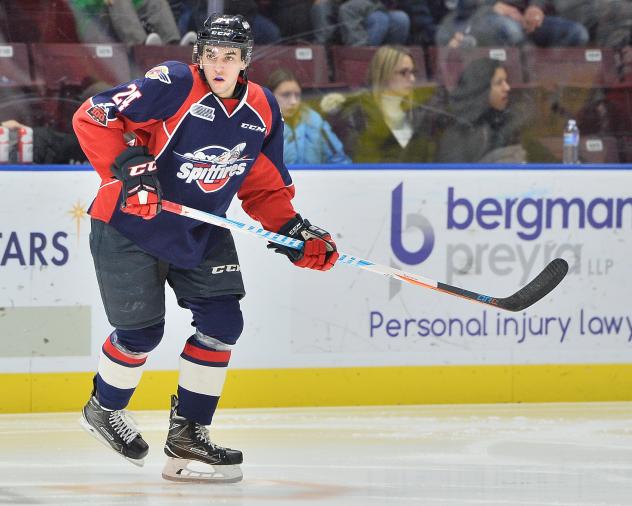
top-left (323, 45), bottom-right (438, 163)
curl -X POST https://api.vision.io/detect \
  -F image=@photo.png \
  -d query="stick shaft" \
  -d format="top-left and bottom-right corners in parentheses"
top-left (161, 200), bottom-right (566, 311)
top-left (162, 199), bottom-right (438, 282)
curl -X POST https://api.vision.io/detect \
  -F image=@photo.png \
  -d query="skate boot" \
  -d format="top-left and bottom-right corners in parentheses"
top-left (80, 395), bottom-right (149, 467)
top-left (162, 395), bottom-right (243, 483)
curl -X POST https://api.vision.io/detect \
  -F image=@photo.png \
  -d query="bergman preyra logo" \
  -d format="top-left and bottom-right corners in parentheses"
top-left (175, 143), bottom-right (252, 193)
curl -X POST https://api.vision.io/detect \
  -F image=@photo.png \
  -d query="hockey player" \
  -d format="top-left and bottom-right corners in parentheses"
top-left (72, 13), bottom-right (339, 483)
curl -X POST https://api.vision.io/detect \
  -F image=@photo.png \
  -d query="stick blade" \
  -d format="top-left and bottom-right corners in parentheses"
top-left (497, 258), bottom-right (569, 312)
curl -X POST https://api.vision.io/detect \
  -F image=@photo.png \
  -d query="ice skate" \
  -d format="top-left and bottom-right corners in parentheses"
top-left (162, 395), bottom-right (243, 483)
top-left (80, 395), bottom-right (149, 467)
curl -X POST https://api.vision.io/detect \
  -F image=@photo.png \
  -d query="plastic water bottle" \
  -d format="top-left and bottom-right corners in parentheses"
top-left (563, 119), bottom-right (580, 164)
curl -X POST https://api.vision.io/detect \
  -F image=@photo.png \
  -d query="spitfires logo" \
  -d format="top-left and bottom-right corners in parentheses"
top-left (145, 65), bottom-right (171, 84)
top-left (175, 143), bottom-right (251, 193)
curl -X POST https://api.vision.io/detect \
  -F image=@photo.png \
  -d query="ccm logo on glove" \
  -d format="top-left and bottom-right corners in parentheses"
top-left (128, 160), bottom-right (157, 177)
top-left (111, 146), bottom-right (163, 220)
top-left (268, 214), bottom-right (339, 271)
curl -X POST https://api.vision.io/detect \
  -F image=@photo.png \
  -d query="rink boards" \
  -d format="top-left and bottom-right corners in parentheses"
top-left (1, 164), bottom-right (631, 412)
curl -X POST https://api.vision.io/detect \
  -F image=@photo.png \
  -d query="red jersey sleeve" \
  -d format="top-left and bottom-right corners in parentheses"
top-left (238, 86), bottom-right (296, 231)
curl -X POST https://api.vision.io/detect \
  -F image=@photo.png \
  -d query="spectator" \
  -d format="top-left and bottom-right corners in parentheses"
top-left (322, 45), bottom-right (438, 162)
top-left (435, 58), bottom-right (554, 162)
top-left (224, 0), bottom-right (282, 44)
top-left (267, 69), bottom-right (350, 164)
top-left (552, 0), bottom-right (632, 47)
top-left (436, 0), bottom-right (589, 48)
top-left (0, 2), bottom-right (7, 43)
top-left (336, 0), bottom-right (411, 46)
top-left (268, 1), bottom-right (315, 43)
top-left (311, 0), bottom-right (340, 44)
top-left (70, 0), bottom-right (196, 46)
top-left (398, 0), bottom-right (449, 47)
top-left (168, 0), bottom-right (208, 37)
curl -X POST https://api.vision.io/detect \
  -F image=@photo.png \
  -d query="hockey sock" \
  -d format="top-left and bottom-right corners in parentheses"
top-left (177, 334), bottom-right (232, 425)
top-left (96, 332), bottom-right (149, 410)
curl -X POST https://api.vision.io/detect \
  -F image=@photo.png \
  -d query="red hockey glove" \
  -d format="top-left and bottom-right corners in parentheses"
top-left (111, 146), bottom-right (162, 220)
top-left (268, 214), bottom-right (339, 271)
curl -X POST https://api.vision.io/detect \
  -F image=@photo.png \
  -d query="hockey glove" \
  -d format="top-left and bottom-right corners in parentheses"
top-left (268, 214), bottom-right (339, 271)
top-left (111, 146), bottom-right (162, 220)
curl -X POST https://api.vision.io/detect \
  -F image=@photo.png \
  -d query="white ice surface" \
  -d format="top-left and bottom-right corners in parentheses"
top-left (1, 402), bottom-right (632, 505)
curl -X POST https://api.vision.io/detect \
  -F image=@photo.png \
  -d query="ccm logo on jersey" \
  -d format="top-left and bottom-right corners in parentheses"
top-left (241, 122), bottom-right (266, 133)
top-left (211, 264), bottom-right (241, 274)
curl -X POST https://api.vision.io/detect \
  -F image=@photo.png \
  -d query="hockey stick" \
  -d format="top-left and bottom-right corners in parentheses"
top-left (161, 200), bottom-right (568, 312)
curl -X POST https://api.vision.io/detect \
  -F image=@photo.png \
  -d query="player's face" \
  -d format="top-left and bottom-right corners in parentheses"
top-left (489, 67), bottom-right (510, 111)
top-left (200, 46), bottom-right (246, 98)
top-left (386, 55), bottom-right (415, 96)
top-left (273, 80), bottom-right (302, 119)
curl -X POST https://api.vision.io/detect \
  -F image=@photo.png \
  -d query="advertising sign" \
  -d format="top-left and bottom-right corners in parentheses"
top-left (1, 168), bottom-right (630, 374)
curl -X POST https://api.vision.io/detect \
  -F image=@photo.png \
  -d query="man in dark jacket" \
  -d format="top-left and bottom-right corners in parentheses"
top-left (436, 0), bottom-right (588, 47)
top-left (552, 0), bottom-right (632, 47)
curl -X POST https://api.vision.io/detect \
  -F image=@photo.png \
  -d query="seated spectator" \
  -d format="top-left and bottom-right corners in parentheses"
top-left (322, 45), bottom-right (438, 163)
top-left (224, 0), bottom-right (282, 44)
top-left (436, 58), bottom-right (554, 162)
top-left (268, 0), bottom-right (314, 43)
top-left (552, 0), bottom-right (632, 48)
top-left (70, 0), bottom-right (196, 46)
top-left (0, 3), bottom-right (7, 43)
top-left (267, 69), bottom-right (350, 164)
top-left (336, 0), bottom-right (411, 46)
top-left (168, 0), bottom-right (207, 36)
top-left (311, 0), bottom-right (340, 44)
top-left (436, 0), bottom-right (589, 48)
top-left (398, 0), bottom-right (449, 47)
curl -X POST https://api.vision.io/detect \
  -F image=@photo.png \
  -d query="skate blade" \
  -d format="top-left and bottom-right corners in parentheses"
top-left (161, 457), bottom-right (243, 483)
top-left (79, 414), bottom-right (145, 468)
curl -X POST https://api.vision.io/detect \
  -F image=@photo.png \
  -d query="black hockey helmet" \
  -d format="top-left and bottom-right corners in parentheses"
top-left (193, 13), bottom-right (254, 66)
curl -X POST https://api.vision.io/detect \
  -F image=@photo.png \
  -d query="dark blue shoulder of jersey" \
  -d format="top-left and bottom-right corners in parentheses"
top-left (91, 60), bottom-right (194, 124)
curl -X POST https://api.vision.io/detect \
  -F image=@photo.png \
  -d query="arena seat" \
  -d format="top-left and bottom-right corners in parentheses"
top-left (134, 44), bottom-right (331, 89)
top-left (618, 136), bottom-right (632, 162)
top-left (523, 47), bottom-right (619, 88)
top-left (607, 47), bottom-right (632, 135)
top-left (428, 46), bottom-right (524, 90)
top-left (131, 45), bottom-right (193, 78)
top-left (0, 43), bottom-right (34, 88)
top-left (5, 0), bottom-right (79, 43)
top-left (30, 43), bottom-right (131, 92)
top-left (618, 46), bottom-right (632, 83)
top-left (248, 45), bottom-right (330, 88)
top-left (330, 45), bottom-right (427, 89)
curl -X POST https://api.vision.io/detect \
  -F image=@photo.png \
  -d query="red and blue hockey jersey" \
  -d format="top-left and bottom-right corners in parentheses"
top-left (73, 61), bottom-right (296, 268)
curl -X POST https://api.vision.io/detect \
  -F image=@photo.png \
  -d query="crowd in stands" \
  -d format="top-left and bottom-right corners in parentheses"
top-left (1, 0), bottom-right (631, 164)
